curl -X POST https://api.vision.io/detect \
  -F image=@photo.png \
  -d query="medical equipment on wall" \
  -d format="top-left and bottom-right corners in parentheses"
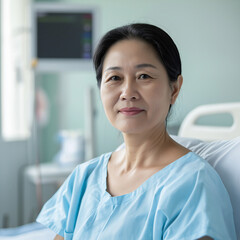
top-left (25, 3), bottom-right (98, 222)
top-left (31, 3), bottom-right (98, 72)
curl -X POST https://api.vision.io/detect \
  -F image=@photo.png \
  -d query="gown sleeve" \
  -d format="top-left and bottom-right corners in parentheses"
top-left (161, 165), bottom-right (237, 240)
top-left (36, 165), bottom-right (82, 238)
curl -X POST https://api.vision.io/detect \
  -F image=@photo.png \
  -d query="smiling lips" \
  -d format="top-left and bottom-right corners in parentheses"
top-left (119, 107), bottom-right (144, 116)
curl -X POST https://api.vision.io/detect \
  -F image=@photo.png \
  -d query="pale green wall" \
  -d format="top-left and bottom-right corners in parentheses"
top-left (36, 0), bottom-right (240, 161)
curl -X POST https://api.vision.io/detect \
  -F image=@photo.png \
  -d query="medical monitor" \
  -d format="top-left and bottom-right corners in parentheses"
top-left (32, 4), bottom-right (97, 72)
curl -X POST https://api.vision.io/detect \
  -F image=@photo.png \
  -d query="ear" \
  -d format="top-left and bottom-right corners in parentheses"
top-left (170, 75), bottom-right (183, 104)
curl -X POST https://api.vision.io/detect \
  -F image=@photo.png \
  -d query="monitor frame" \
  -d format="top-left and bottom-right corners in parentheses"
top-left (31, 3), bottom-right (99, 72)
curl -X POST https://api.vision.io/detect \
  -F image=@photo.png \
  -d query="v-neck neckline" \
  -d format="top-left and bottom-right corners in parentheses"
top-left (101, 151), bottom-right (193, 204)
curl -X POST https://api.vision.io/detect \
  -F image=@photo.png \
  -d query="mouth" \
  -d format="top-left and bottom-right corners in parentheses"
top-left (119, 107), bottom-right (144, 116)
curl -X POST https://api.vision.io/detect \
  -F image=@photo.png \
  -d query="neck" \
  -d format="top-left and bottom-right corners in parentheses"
top-left (121, 125), bottom-right (172, 171)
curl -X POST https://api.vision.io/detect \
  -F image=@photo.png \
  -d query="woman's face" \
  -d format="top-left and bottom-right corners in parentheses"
top-left (100, 39), bottom-right (182, 135)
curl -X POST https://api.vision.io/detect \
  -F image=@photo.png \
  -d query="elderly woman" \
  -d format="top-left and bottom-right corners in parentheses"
top-left (37, 23), bottom-right (236, 240)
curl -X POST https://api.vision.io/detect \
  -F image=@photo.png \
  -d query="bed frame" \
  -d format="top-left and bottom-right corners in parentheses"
top-left (178, 102), bottom-right (240, 141)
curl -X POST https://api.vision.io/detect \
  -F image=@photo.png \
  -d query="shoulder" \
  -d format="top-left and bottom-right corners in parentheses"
top-left (160, 152), bottom-right (230, 210)
top-left (72, 152), bottom-right (111, 179)
top-left (36, 152), bottom-right (112, 237)
top-left (78, 152), bottom-right (111, 169)
top-left (158, 153), bottom-right (236, 239)
top-left (47, 152), bottom-right (111, 199)
top-left (166, 152), bottom-right (222, 183)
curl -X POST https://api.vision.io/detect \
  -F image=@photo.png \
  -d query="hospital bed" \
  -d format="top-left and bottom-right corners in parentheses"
top-left (0, 102), bottom-right (239, 240)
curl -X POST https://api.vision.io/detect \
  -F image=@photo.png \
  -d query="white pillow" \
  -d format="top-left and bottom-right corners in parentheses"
top-left (171, 135), bottom-right (240, 238)
top-left (116, 136), bottom-right (240, 238)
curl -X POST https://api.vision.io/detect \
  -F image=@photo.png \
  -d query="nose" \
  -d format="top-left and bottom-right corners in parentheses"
top-left (120, 79), bottom-right (139, 101)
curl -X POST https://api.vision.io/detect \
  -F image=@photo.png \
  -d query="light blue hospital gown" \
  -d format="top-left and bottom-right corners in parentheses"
top-left (36, 152), bottom-right (237, 240)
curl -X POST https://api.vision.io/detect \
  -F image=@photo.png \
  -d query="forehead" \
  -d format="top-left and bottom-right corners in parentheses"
top-left (102, 39), bottom-right (161, 69)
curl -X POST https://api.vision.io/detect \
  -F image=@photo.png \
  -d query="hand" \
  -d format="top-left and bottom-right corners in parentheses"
top-left (54, 235), bottom-right (64, 240)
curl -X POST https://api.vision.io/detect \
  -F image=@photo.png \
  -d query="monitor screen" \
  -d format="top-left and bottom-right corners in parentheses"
top-left (32, 4), bottom-right (97, 71)
top-left (37, 12), bottom-right (93, 59)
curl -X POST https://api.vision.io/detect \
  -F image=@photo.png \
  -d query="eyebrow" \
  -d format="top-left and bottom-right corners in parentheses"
top-left (104, 63), bottom-right (157, 72)
top-left (135, 63), bottom-right (157, 69)
top-left (104, 66), bottom-right (122, 72)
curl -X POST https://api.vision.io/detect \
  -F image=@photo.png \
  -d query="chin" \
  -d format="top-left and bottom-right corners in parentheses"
top-left (116, 124), bottom-right (146, 135)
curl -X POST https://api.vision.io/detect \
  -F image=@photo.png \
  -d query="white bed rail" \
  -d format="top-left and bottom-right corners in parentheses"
top-left (178, 102), bottom-right (240, 141)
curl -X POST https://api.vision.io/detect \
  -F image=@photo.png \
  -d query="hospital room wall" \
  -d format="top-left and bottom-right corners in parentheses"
top-left (37, 0), bottom-right (240, 161)
top-left (0, 1), bottom-right (29, 228)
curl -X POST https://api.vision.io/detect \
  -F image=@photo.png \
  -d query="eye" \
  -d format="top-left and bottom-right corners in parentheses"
top-left (109, 75), bottom-right (121, 81)
top-left (138, 74), bottom-right (151, 79)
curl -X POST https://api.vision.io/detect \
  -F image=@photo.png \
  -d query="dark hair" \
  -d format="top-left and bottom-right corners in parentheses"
top-left (93, 23), bottom-right (182, 87)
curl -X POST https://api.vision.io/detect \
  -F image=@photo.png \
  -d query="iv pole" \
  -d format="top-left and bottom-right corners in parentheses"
top-left (31, 58), bottom-right (43, 212)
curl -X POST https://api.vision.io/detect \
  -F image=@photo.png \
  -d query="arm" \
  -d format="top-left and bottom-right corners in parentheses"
top-left (54, 235), bottom-right (64, 240)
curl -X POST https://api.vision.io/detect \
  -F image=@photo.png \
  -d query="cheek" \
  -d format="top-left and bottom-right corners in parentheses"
top-left (100, 88), bottom-right (118, 117)
top-left (148, 83), bottom-right (171, 99)
top-left (100, 90), bottom-right (109, 112)
top-left (147, 86), bottom-right (172, 114)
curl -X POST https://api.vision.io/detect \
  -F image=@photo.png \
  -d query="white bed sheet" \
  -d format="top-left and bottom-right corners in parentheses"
top-left (0, 223), bottom-right (55, 240)
top-left (0, 228), bottom-right (55, 240)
